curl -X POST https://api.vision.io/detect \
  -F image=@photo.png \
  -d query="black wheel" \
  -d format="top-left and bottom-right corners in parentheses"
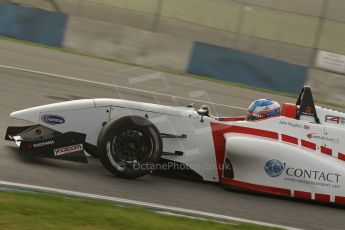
top-left (97, 116), bottom-right (162, 179)
top-left (84, 143), bottom-right (98, 158)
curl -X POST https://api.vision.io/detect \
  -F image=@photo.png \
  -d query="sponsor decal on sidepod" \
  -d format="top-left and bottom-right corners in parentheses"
top-left (54, 144), bottom-right (83, 156)
top-left (325, 115), bottom-right (345, 125)
top-left (278, 120), bottom-right (310, 130)
top-left (265, 159), bottom-right (341, 188)
top-left (307, 133), bottom-right (339, 144)
top-left (33, 140), bottom-right (54, 148)
top-left (41, 114), bottom-right (65, 125)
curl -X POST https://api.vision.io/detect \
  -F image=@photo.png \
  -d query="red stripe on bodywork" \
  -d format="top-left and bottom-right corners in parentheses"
top-left (229, 126), bottom-right (279, 140)
top-left (320, 146), bottom-right (332, 156)
top-left (315, 194), bottom-right (330, 202)
top-left (294, 191), bottom-right (312, 199)
top-left (335, 196), bottom-right (345, 204)
top-left (281, 134), bottom-right (298, 145)
top-left (210, 123), bottom-right (278, 179)
top-left (217, 116), bottom-right (245, 122)
top-left (210, 123), bottom-right (233, 179)
top-left (338, 153), bottom-right (345, 161)
top-left (222, 178), bottom-right (291, 196)
top-left (301, 140), bottom-right (316, 150)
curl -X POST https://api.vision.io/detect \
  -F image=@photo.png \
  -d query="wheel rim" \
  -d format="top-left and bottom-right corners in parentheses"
top-left (106, 128), bottom-right (154, 171)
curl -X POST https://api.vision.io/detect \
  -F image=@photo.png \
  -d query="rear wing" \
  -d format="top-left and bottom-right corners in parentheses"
top-left (296, 86), bottom-right (320, 124)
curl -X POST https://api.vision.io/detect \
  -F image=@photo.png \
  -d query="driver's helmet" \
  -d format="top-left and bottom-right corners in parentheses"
top-left (247, 99), bottom-right (280, 121)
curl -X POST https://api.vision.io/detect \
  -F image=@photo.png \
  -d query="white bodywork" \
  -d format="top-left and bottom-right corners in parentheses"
top-left (223, 114), bottom-right (345, 201)
top-left (9, 98), bottom-right (345, 202)
top-left (10, 99), bottom-right (218, 182)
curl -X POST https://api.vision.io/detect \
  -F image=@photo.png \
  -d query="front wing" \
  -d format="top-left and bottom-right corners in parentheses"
top-left (5, 126), bottom-right (88, 163)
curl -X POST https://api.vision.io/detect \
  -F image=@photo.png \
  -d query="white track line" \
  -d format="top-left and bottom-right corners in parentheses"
top-left (0, 64), bottom-right (295, 228)
top-left (0, 64), bottom-right (246, 111)
top-left (0, 180), bottom-right (300, 230)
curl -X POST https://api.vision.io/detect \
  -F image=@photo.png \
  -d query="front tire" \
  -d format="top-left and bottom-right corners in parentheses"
top-left (97, 116), bottom-right (162, 179)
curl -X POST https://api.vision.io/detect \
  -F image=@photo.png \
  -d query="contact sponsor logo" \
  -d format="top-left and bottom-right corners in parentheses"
top-left (33, 140), bottom-right (54, 148)
top-left (264, 159), bottom-right (341, 188)
top-left (41, 114), bottom-right (65, 125)
top-left (54, 144), bottom-right (83, 156)
top-left (265, 159), bottom-right (285, 177)
top-left (325, 115), bottom-right (345, 125)
top-left (279, 120), bottom-right (310, 130)
top-left (307, 133), bottom-right (339, 144)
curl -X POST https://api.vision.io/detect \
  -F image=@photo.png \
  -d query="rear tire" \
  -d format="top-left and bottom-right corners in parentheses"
top-left (97, 116), bottom-right (162, 179)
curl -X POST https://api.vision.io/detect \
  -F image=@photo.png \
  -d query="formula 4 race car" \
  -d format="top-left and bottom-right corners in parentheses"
top-left (5, 86), bottom-right (345, 204)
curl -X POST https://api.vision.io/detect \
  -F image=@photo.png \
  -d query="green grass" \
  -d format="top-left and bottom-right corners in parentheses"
top-left (84, 0), bottom-right (343, 49)
top-left (13, 0), bottom-right (341, 50)
top-left (86, 0), bottom-right (158, 14)
top-left (319, 20), bottom-right (345, 54)
top-left (239, 6), bottom-right (318, 47)
top-left (0, 190), bottom-right (280, 230)
top-left (161, 0), bottom-right (242, 32)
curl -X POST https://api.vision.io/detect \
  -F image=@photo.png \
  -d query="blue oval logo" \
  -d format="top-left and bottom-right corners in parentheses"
top-left (41, 114), bottom-right (65, 125)
top-left (265, 159), bottom-right (285, 177)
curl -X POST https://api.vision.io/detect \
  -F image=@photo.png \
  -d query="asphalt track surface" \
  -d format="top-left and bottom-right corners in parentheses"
top-left (0, 40), bottom-right (345, 230)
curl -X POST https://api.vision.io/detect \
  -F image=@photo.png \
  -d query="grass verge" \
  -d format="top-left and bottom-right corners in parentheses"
top-left (0, 190), bottom-right (281, 230)
top-left (1, 35), bottom-right (344, 110)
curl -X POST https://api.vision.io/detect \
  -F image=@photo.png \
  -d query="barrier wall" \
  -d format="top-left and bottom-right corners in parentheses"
top-left (187, 42), bottom-right (308, 94)
top-left (63, 16), bottom-right (193, 71)
top-left (0, 2), bottom-right (67, 47)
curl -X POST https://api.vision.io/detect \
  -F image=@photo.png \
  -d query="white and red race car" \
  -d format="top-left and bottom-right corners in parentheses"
top-left (5, 86), bottom-right (345, 204)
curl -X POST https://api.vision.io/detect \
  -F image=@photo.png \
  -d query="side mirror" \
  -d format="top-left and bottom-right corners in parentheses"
top-left (197, 108), bottom-right (208, 116)
top-left (197, 109), bottom-right (208, 122)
